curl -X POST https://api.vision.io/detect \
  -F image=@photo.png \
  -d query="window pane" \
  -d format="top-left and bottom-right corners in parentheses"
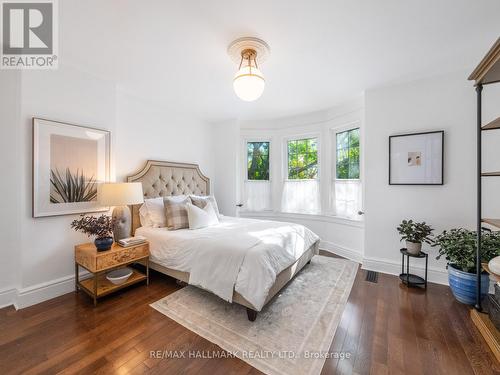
top-left (336, 128), bottom-right (360, 180)
top-left (348, 162), bottom-right (360, 179)
top-left (349, 128), bottom-right (360, 147)
top-left (287, 138), bottom-right (318, 180)
top-left (336, 131), bottom-right (348, 149)
top-left (247, 142), bottom-right (270, 180)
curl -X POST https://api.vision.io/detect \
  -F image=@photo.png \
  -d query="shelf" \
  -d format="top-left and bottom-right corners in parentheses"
top-left (471, 309), bottom-right (500, 363)
top-left (482, 218), bottom-right (500, 229)
top-left (79, 269), bottom-right (147, 298)
top-left (481, 172), bottom-right (500, 177)
top-left (483, 117), bottom-right (500, 131)
top-left (399, 273), bottom-right (426, 286)
top-left (469, 37), bottom-right (500, 85)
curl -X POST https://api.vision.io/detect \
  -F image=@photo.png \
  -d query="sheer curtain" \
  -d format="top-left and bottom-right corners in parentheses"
top-left (334, 179), bottom-right (362, 219)
top-left (244, 181), bottom-right (272, 211)
top-left (281, 180), bottom-right (321, 214)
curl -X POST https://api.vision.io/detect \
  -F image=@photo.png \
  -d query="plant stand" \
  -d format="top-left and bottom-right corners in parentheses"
top-left (399, 248), bottom-right (428, 289)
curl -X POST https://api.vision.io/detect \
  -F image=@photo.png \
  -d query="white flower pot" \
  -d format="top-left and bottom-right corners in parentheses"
top-left (406, 241), bottom-right (422, 255)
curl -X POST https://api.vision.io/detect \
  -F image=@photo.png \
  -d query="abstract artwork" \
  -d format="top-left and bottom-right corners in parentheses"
top-left (33, 118), bottom-right (110, 217)
top-left (389, 131), bottom-right (443, 185)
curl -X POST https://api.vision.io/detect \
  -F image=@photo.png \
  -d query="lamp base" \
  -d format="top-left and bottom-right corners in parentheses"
top-left (112, 205), bottom-right (132, 242)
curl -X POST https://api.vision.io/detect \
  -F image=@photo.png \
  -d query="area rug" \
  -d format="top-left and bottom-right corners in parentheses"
top-left (150, 256), bottom-right (358, 375)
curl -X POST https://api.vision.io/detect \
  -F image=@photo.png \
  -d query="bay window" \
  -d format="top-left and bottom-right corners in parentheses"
top-left (243, 141), bottom-right (272, 211)
top-left (281, 137), bottom-right (321, 214)
top-left (333, 128), bottom-right (362, 219)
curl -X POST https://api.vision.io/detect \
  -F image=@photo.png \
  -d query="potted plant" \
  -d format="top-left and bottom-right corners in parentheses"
top-left (433, 228), bottom-right (500, 305)
top-left (71, 214), bottom-right (115, 251)
top-left (397, 219), bottom-right (434, 255)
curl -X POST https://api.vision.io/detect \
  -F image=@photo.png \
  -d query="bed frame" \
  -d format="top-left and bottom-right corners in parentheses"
top-left (127, 160), bottom-right (318, 321)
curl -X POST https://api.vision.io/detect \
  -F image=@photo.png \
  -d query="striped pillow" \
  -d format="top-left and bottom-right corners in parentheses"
top-left (164, 196), bottom-right (190, 230)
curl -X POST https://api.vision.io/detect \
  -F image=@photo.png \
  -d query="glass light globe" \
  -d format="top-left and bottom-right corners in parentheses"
top-left (233, 65), bottom-right (265, 102)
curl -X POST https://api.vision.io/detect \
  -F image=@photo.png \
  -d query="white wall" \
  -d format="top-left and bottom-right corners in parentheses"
top-left (212, 120), bottom-right (240, 216)
top-left (0, 70), bottom-right (22, 307)
top-left (15, 64), bottom-right (117, 307)
top-left (0, 66), bottom-right (215, 309)
top-left (115, 91), bottom-right (214, 183)
top-left (213, 101), bottom-right (366, 263)
top-left (363, 71), bottom-right (500, 284)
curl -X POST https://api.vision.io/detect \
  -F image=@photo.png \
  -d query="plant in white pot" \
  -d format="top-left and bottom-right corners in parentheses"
top-left (397, 219), bottom-right (434, 255)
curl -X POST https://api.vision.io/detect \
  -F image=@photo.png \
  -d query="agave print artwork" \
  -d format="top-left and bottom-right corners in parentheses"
top-left (33, 118), bottom-right (110, 217)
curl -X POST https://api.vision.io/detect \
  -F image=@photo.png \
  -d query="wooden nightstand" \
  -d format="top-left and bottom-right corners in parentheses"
top-left (74, 242), bottom-right (149, 306)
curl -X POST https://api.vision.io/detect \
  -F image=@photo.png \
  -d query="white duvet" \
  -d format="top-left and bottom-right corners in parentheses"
top-left (136, 216), bottom-right (319, 310)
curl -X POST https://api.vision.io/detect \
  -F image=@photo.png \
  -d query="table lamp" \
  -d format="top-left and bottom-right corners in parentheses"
top-left (98, 182), bottom-right (144, 241)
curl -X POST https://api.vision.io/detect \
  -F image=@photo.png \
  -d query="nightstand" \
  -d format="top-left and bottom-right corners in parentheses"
top-left (74, 242), bottom-right (149, 306)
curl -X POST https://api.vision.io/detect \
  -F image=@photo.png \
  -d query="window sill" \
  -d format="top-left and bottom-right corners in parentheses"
top-left (238, 210), bottom-right (364, 228)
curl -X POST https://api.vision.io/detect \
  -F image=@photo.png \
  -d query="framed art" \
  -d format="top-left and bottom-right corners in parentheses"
top-left (389, 130), bottom-right (444, 185)
top-left (33, 118), bottom-right (111, 217)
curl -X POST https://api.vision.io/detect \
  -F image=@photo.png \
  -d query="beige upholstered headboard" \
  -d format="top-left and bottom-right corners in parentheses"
top-left (127, 160), bottom-right (210, 234)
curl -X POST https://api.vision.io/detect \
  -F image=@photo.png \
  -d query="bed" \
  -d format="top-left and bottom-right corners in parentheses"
top-left (127, 160), bottom-right (320, 321)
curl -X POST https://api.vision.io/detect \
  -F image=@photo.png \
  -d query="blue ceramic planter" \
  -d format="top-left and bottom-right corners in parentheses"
top-left (448, 264), bottom-right (489, 305)
top-left (94, 236), bottom-right (113, 251)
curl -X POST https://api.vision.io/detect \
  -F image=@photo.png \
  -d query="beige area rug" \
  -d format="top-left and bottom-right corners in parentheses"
top-left (150, 256), bottom-right (358, 375)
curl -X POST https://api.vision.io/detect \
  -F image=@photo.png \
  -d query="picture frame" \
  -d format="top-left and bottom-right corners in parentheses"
top-left (389, 130), bottom-right (444, 185)
top-left (32, 117), bottom-right (111, 217)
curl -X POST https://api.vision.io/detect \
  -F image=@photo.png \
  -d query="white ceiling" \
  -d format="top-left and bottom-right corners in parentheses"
top-left (61, 0), bottom-right (500, 122)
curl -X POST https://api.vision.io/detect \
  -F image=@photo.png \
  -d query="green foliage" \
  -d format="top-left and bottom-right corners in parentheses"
top-left (433, 229), bottom-right (500, 273)
top-left (288, 138), bottom-right (318, 179)
top-left (397, 219), bottom-right (434, 244)
top-left (336, 128), bottom-right (360, 179)
top-left (247, 142), bottom-right (269, 180)
top-left (50, 168), bottom-right (97, 203)
top-left (71, 214), bottom-right (114, 238)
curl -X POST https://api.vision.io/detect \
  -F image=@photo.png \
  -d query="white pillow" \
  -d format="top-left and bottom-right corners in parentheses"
top-left (143, 197), bottom-right (167, 228)
top-left (186, 201), bottom-right (219, 230)
top-left (138, 203), bottom-right (154, 227)
top-left (189, 195), bottom-right (221, 218)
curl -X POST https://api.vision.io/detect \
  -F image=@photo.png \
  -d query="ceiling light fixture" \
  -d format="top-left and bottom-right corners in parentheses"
top-left (228, 37), bottom-right (270, 102)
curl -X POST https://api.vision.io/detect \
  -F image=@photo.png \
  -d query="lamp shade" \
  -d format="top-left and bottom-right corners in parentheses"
top-left (98, 182), bottom-right (144, 206)
top-left (233, 65), bottom-right (265, 102)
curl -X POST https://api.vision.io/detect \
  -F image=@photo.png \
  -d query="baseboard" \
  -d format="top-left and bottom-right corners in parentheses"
top-left (14, 274), bottom-right (77, 309)
top-left (362, 256), bottom-right (449, 285)
top-left (319, 240), bottom-right (363, 263)
top-left (0, 287), bottom-right (17, 309)
top-left (0, 270), bottom-right (91, 310)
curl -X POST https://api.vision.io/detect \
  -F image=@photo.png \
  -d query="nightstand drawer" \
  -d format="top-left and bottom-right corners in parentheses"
top-left (96, 244), bottom-right (149, 271)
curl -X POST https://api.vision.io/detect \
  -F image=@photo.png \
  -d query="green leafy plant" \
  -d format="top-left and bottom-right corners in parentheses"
top-left (71, 214), bottom-right (114, 238)
top-left (433, 229), bottom-right (500, 273)
top-left (50, 168), bottom-right (97, 203)
top-left (397, 219), bottom-right (434, 244)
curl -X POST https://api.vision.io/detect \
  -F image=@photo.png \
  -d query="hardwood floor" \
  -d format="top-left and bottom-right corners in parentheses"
top-left (1, 260), bottom-right (499, 375)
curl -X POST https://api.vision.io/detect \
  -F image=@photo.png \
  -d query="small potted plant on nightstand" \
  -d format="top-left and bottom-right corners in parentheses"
top-left (71, 214), bottom-right (115, 251)
top-left (397, 219), bottom-right (434, 255)
top-left (433, 228), bottom-right (499, 305)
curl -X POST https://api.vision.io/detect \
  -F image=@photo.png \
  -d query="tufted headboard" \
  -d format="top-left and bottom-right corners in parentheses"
top-left (127, 160), bottom-right (210, 234)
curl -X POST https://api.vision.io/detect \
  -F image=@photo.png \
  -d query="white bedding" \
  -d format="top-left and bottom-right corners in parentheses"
top-left (136, 216), bottom-right (319, 310)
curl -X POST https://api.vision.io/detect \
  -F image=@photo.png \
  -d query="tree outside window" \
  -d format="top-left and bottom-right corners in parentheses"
top-left (247, 142), bottom-right (270, 180)
top-left (336, 128), bottom-right (360, 179)
top-left (287, 138), bottom-right (318, 179)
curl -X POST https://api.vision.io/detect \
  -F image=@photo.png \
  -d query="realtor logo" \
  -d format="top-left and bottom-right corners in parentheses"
top-left (1, 0), bottom-right (58, 69)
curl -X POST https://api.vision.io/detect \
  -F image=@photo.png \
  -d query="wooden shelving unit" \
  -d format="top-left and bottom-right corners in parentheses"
top-left (468, 37), bottom-right (500, 362)
top-left (482, 117), bottom-right (500, 131)
top-left (483, 218), bottom-right (500, 229)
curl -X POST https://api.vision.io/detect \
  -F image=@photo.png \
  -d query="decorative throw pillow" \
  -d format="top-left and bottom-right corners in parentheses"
top-left (143, 197), bottom-right (167, 227)
top-left (164, 196), bottom-right (190, 230)
top-left (138, 203), bottom-right (154, 227)
top-left (186, 201), bottom-right (219, 230)
top-left (189, 195), bottom-right (221, 218)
